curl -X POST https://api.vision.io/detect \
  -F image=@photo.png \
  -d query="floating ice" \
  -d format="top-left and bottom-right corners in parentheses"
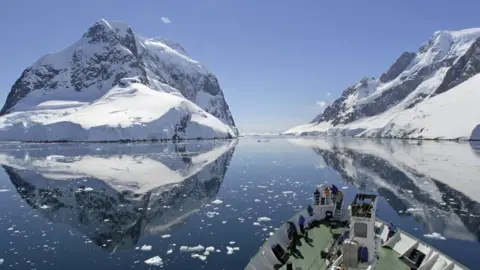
top-left (0, 189), bottom-right (10, 192)
top-left (144, 256), bottom-right (163, 266)
top-left (341, 186), bottom-right (348, 190)
top-left (161, 234), bottom-right (171, 238)
top-left (191, 253), bottom-right (207, 261)
top-left (254, 199), bottom-right (261, 202)
top-left (424, 232), bottom-right (446, 240)
top-left (225, 204), bottom-right (231, 207)
top-left (0, 258), bottom-right (3, 265)
top-left (180, 245), bottom-right (205, 252)
top-left (257, 217), bottom-right (271, 222)
top-left (282, 191), bottom-right (293, 194)
top-left (226, 246), bottom-right (240, 255)
top-left (205, 246), bottom-right (215, 252)
top-left (257, 186), bottom-right (267, 188)
top-left (212, 199), bottom-right (223, 205)
top-left (166, 249), bottom-right (173, 254)
top-left (140, 245), bottom-right (152, 251)
top-left (269, 232), bottom-right (274, 236)
top-left (229, 241), bottom-right (235, 244)
top-left (83, 187), bottom-right (94, 192)
top-left (407, 208), bottom-right (423, 213)
top-left (206, 211), bottom-right (219, 218)
top-left (253, 222), bottom-right (260, 226)
top-left (39, 205), bottom-right (50, 209)
top-left (222, 221), bottom-right (227, 224)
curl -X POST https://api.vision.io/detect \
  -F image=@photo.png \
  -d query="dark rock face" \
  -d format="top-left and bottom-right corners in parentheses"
top-left (379, 51), bottom-right (416, 83)
top-left (0, 19), bottom-right (236, 129)
top-left (434, 38), bottom-right (480, 96)
top-left (314, 77), bottom-right (375, 125)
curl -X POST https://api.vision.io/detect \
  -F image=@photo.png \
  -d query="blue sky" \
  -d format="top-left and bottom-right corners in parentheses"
top-left (2, 0), bottom-right (480, 133)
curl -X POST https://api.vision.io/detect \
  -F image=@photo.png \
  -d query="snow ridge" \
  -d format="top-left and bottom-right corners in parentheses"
top-left (286, 28), bottom-right (480, 140)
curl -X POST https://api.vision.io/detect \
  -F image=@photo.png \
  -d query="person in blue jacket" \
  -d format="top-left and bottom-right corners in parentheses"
top-left (387, 221), bottom-right (397, 241)
top-left (330, 184), bottom-right (339, 195)
top-left (298, 215), bottom-right (306, 234)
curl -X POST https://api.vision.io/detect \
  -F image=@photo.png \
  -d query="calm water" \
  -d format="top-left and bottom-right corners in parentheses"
top-left (0, 138), bottom-right (479, 269)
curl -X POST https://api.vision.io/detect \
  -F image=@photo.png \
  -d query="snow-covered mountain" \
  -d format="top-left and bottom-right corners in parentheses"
top-left (0, 140), bottom-right (237, 251)
top-left (289, 138), bottom-right (480, 242)
top-left (285, 28), bottom-right (480, 140)
top-left (0, 19), bottom-right (237, 141)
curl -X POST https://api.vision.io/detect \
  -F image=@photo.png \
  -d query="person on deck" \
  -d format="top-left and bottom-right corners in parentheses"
top-left (287, 221), bottom-right (298, 253)
top-left (314, 189), bottom-right (320, 205)
top-left (335, 190), bottom-right (344, 211)
top-left (387, 221), bottom-right (397, 241)
top-left (298, 215), bottom-right (306, 234)
top-left (307, 204), bottom-right (314, 216)
top-left (330, 184), bottom-right (339, 195)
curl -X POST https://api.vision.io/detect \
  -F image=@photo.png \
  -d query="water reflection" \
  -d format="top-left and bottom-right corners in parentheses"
top-left (0, 140), bottom-right (237, 252)
top-left (289, 138), bottom-right (480, 242)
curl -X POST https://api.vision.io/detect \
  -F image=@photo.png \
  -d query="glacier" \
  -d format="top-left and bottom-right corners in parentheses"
top-left (285, 28), bottom-right (480, 140)
top-left (0, 19), bottom-right (236, 141)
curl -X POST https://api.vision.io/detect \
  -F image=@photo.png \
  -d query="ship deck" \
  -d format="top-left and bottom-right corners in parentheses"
top-left (278, 221), bottom-right (408, 270)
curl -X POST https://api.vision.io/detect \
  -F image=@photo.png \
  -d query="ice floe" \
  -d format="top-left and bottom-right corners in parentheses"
top-left (257, 217), bottom-right (271, 222)
top-left (191, 253), bottom-right (207, 261)
top-left (211, 199), bottom-right (223, 204)
top-left (206, 211), bottom-right (219, 218)
top-left (144, 256), bottom-right (163, 266)
top-left (180, 245), bottom-right (205, 252)
top-left (226, 246), bottom-right (240, 255)
top-left (161, 234), bottom-right (171, 238)
top-left (140, 245), bottom-right (152, 251)
top-left (424, 232), bottom-right (446, 240)
top-left (406, 208), bottom-right (423, 213)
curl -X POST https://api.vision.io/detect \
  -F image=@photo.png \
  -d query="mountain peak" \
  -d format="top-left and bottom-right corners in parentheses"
top-left (0, 19), bottom-right (237, 140)
top-left (286, 26), bottom-right (480, 140)
top-left (82, 18), bottom-right (134, 43)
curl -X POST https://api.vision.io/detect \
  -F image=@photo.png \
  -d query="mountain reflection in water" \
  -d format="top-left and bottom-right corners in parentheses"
top-left (0, 140), bottom-right (237, 253)
top-left (289, 138), bottom-right (480, 243)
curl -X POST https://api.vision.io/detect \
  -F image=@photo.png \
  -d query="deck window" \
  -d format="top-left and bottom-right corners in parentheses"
top-left (354, 222), bottom-right (368, 238)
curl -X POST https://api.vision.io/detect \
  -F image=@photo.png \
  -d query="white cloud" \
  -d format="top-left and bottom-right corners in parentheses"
top-left (161, 17), bottom-right (171, 24)
top-left (316, 100), bottom-right (328, 108)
